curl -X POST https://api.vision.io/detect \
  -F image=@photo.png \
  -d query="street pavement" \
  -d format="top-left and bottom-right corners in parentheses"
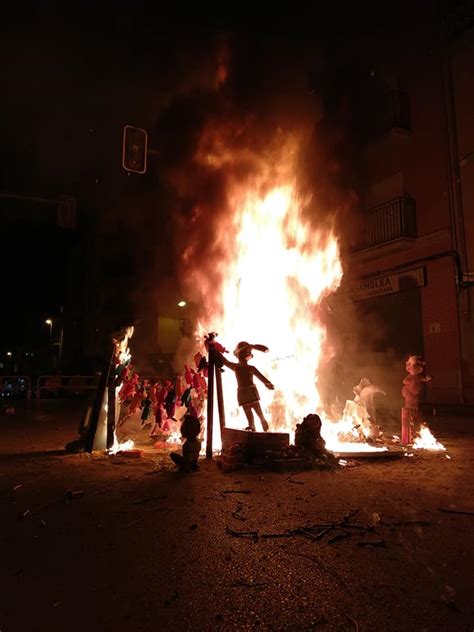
top-left (0, 400), bottom-right (473, 632)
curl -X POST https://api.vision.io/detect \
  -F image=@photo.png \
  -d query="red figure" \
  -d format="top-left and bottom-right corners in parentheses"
top-left (205, 332), bottom-right (227, 354)
top-left (192, 371), bottom-right (201, 390)
top-left (128, 383), bottom-right (145, 415)
top-left (175, 376), bottom-right (183, 399)
top-left (119, 372), bottom-right (139, 403)
top-left (184, 365), bottom-right (194, 385)
top-left (194, 352), bottom-right (203, 370)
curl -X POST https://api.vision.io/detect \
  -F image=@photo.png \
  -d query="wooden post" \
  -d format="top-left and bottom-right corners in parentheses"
top-left (206, 353), bottom-right (215, 459)
top-left (215, 360), bottom-right (226, 436)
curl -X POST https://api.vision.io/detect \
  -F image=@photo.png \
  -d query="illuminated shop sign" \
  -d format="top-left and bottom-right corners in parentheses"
top-left (350, 267), bottom-right (426, 301)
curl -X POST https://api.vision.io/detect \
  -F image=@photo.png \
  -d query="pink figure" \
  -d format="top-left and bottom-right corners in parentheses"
top-left (401, 355), bottom-right (432, 445)
top-left (402, 355), bottom-right (432, 408)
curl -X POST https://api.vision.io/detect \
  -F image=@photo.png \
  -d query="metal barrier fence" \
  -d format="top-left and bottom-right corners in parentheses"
top-left (0, 376), bottom-right (32, 400)
top-left (36, 375), bottom-right (99, 399)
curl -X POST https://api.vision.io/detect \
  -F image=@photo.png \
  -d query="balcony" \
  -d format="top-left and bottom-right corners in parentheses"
top-left (354, 196), bottom-right (417, 254)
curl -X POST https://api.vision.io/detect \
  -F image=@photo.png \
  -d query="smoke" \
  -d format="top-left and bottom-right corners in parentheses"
top-left (142, 24), bottom-right (404, 416)
top-left (153, 31), bottom-right (355, 318)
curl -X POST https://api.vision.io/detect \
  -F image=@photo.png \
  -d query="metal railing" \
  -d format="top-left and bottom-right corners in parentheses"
top-left (357, 196), bottom-right (417, 250)
top-left (36, 375), bottom-right (99, 399)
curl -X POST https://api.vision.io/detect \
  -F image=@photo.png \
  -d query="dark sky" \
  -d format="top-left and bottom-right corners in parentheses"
top-left (0, 0), bottom-right (445, 357)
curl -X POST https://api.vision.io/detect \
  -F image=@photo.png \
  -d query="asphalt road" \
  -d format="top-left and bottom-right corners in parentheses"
top-left (0, 400), bottom-right (473, 632)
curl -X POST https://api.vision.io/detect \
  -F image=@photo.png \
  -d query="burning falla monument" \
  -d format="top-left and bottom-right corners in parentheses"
top-left (71, 43), bottom-right (445, 461)
top-left (168, 126), bottom-right (398, 457)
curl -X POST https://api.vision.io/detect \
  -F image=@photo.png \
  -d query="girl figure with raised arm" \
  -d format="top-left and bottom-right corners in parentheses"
top-left (217, 341), bottom-right (274, 432)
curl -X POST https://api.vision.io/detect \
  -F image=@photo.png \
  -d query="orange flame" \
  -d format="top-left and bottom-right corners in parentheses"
top-left (413, 424), bottom-right (446, 451)
top-left (189, 132), bottom-right (386, 451)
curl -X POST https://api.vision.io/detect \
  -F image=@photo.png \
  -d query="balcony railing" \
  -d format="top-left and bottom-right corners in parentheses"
top-left (358, 196), bottom-right (417, 250)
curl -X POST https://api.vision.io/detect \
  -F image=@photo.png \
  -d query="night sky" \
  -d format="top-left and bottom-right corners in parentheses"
top-left (0, 1), bottom-right (448, 363)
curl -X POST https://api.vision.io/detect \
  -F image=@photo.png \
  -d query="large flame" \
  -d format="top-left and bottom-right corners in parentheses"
top-left (192, 133), bottom-right (385, 452)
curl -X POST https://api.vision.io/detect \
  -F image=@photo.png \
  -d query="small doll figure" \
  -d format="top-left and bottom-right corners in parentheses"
top-left (119, 371), bottom-right (139, 403)
top-left (170, 414), bottom-right (202, 472)
top-left (192, 371), bottom-right (201, 390)
top-left (217, 341), bottom-right (274, 432)
top-left (204, 332), bottom-right (228, 354)
top-left (194, 352), bottom-right (203, 370)
top-left (181, 386), bottom-right (192, 408)
top-left (164, 382), bottom-right (177, 420)
top-left (184, 365), bottom-right (194, 386)
top-left (140, 389), bottom-right (153, 425)
top-left (128, 383), bottom-right (144, 415)
top-left (295, 414), bottom-right (327, 456)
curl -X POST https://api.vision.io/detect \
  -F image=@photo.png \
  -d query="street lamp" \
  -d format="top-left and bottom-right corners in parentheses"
top-left (6, 351), bottom-right (12, 357)
top-left (45, 319), bottom-right (53, 344)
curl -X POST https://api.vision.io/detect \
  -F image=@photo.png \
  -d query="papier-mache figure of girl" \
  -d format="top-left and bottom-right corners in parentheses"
top-left (216, 341), bottom-right (274, 432)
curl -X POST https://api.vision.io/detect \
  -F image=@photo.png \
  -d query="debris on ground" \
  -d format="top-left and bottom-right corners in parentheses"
top-left (221, 489), bottom-right (252, 495)
top-left (64, 489), bottom-right (84, 503)
top-left (438, 507), bottom-right (474, 516)
top-left (225, 511), bottom-right (432, 545)
top-left (232, 502), bottom-right (246, 521)
top-left (133, 495), bottom-right (167, 505)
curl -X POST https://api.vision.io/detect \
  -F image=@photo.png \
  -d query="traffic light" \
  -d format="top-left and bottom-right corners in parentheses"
top-left (122, 125), bottom-right (147, 174)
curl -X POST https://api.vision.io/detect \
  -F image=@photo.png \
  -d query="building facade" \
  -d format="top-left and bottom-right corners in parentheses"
top-left (346, 4), bottom-right (474, 404)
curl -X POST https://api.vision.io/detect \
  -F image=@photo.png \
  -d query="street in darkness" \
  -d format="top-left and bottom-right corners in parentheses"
top-left (0, 402), bottom-right (473, 632)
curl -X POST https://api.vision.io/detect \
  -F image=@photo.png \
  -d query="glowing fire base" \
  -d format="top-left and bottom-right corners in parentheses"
top-left (331, 446), bottom-right (405, 459)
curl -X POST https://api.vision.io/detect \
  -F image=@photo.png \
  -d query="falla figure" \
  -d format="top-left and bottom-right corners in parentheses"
top-left (401, 355), bottom-right (432, 445)
top-left (216, 341), bottom-right (275, 432)
top-left (170, 414), bottom-right (202, 472)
